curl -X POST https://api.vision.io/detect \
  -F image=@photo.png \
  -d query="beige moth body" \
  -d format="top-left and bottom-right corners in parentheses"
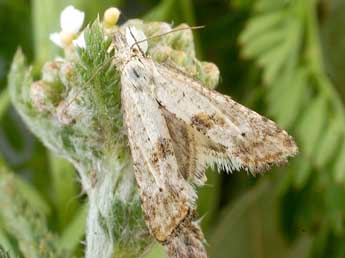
top-left (114, 27), bottom-right (298, 258)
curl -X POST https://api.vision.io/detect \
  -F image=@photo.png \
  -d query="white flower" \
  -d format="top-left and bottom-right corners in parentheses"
top-left (73, 31), bottom-right (86, 48)
top-left (50, 5), bottom-right (85, 48)
top-left (49, 32), bottom-right (64, 48)
top-left (60, 5), bottom-right (85, 34)
top-left (125, 27), bottom-right (148, 53)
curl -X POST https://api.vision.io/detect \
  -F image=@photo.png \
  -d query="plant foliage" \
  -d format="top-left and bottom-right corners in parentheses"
top-left (1, 0), bottom-right (345, 258)
top-left (240, 0), bottom-right (345, 257)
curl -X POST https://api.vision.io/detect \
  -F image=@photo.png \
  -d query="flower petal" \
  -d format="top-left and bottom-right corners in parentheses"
top-left (125, 27), bottom-right (148, 53)
top-left (73, 32), bottom-right (86, 49)
top-left (49, 32), bottom-right (64, 48)
top-left (60, 5), bottom-right (85, 34)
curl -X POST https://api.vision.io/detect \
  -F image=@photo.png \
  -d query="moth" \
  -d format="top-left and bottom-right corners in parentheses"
top-left (113, 26), bottom-right (297, 258)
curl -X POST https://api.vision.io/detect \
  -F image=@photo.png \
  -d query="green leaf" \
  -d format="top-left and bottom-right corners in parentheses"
top-left (315, 119), bottom-right (343, 169)
top-left (208, 180), bottom-right (271, 258)
top-left (270, 68), bottom-right (308, 128)
top-left (0, 162), bottom-right (50, 216)
top-left (0, 227), bottom-right (16, 258)
top-left (0, 166), bottom-right (70, 258)
top-left (240, 12), bottom-right (284, 44)
top-left (8, 49), bottom-right (33, 111)
top-left (296, 96), bottom-right (328, 158)
top-left (267, 71), bottom-right (291, 103)
top-left (333, 143), bottom-right (345, 183)
top-left (0, 245), bottom-right (12, 258)
top-left (260, 45), bottom-right (289, 83)
top-left (49, 153), bottom-right (80, 230)
top-left (308, 225), bottom-right (329, 258)
top-left (324, 185), bottom-right (345, 235)
top-left (256, 26), bottom-right (299, 83)
top-left (241, 29), bottom-right (285, 58)
top-left (58, 204), bottom-right (87, 252)
top-left (208, 178), bottom-right (311, 258)
top-left (262, 20), bottom-right (301, 83)
top-left (15, 177), bottom-right (51, 216)
top-left (292, 156), bottom-right (312, 189)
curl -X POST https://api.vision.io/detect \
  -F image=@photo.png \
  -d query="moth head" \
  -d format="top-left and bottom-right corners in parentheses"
top-left (113, 26), bottom-right (148, 70)
top-left (125, 27), bottom-right (148, 54)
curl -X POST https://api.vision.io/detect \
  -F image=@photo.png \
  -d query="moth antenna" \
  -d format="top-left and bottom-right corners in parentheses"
top-left (128, 27), bottom-right (146, 56)
top-left (130, 25), bottom-right (205, 50)
top-left (61, 58), bottom-right (113, 115)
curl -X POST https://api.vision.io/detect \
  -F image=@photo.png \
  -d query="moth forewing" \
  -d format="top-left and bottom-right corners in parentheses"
top-left (120, 60), bottom-right (197, 241)
top-left (150, 61), bottom-right (298, 173)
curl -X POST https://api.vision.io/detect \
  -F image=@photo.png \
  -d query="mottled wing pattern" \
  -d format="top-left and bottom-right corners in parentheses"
top-left (121, 60), bottom-right (207, 257)
top-left (119, 24), bottom-right (297, 257)
top-left (163, 108), bottom-right (229, 186)
top-left (151, 62), bottom-right (298, 173)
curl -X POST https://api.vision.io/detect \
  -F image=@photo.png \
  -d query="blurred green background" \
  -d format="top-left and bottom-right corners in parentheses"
top-left (1, 0), bottom-right (345, 257)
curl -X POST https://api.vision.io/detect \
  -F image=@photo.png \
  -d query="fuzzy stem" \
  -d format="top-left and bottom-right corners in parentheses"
top-left (82, 151), bottom-right (150, 258)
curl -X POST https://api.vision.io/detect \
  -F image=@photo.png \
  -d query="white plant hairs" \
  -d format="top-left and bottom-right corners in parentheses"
top-left (114, 26), bottom-right (297, 258)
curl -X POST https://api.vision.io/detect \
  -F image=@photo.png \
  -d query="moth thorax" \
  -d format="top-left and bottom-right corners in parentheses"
top-left (113, 49), bottom-right (130, 71)
top-left (122, 62), bottom-right (150, 92)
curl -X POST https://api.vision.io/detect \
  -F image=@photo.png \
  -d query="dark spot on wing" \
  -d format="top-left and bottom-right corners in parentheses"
top-left (132, 67), bottom-right (140, 78)
top-left (191, 113), bottom-right (213, 134)
top-left (151, 137), bottom-right (174, 165)
top-left (191, 112), bottom-right (226, 134)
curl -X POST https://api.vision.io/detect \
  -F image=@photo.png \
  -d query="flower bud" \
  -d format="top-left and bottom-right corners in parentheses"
top-left (104, 7), bottom-right (121, 27)
top-left (199, 62), bottom-right (220, 89)
top-left (30, 81), bottom-right (54, 112)
top-left (42, 62), bottom-right (61, 84)
top-left (56, 100), bottom-right (78, 125)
